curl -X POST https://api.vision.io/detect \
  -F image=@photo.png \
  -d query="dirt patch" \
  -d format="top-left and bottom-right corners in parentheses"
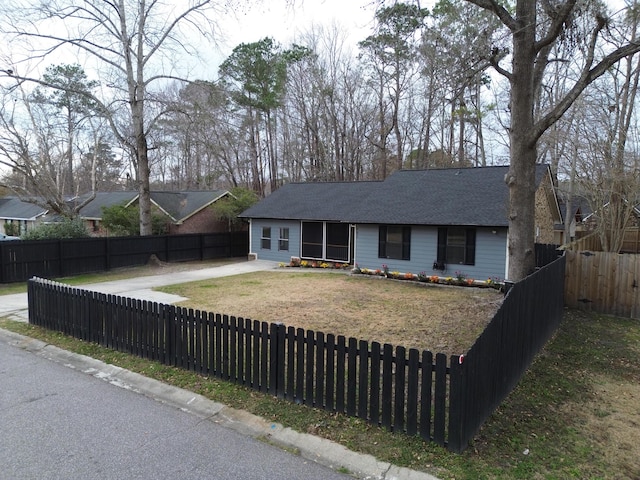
top-left (580, 379), bottom-right (640, 478)
top-left (161, 270), bottom-right (504, 356)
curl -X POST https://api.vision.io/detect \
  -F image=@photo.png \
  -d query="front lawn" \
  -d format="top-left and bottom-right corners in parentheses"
top-left (157, 270), bottom-right (504, 357)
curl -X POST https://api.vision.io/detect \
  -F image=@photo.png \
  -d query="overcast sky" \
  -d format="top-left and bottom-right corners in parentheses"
top-left (221, 0), bottom-right (376, 46)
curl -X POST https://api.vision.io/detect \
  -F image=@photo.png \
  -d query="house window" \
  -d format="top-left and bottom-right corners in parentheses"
top-left (261, 227), bottom-right (271, 250)
top-left (378, 226), bottom-right (411, 260)
top-left (437, 227), bottom-right (476, 265)
top-left (278, 228), bottom-right (289, 251)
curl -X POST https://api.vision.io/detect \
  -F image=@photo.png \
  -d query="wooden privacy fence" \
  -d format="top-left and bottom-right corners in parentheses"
top-left (565, 250), bottom-right (640, 318)
top-left (0, 231), bottom-right (248, 284)
top-left (567, 228), bottom-right (640, 254)
top-left (26, 256), bottom-right (566, 453)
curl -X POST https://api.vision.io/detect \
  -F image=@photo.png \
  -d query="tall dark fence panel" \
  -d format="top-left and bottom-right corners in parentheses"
top-left (535, 243), bottom-right (562, 268)
top-left (447, 255), bottom-right (566, 452)
top-left (1, 232), bottom-right (248, 283)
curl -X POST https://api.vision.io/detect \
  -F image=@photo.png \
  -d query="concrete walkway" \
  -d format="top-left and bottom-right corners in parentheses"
top-left (0, 259), bottom-right (442, 480)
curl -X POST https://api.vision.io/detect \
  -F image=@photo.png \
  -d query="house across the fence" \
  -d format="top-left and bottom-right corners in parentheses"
top-left (0, 189), bottom-right (237, 238)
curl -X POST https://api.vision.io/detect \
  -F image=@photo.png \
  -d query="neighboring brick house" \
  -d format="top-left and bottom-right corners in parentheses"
top-left (147, 191), bottom-right (232, 235)
top-left (534, 170), bottom-right (562, 244)
top-left (76, 190), bottom-right (234, 235)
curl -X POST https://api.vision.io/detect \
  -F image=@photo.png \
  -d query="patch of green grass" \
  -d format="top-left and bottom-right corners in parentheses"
top-left (0, 282), bottom-right (28, 295)
top-left (2, 309), bottom-right (638, 480)
top-left (0, 259), bottom-right (237, 295)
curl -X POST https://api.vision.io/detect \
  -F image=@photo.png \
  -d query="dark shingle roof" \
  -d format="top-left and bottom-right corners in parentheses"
top-left (0, 197), bottom-right (48, 220)
top-left (239, 181), bottom-right (383, 221)
top-left (77, 192), bottom-right (138, 219)
top-left (241, 165), bottom-right (551, 227)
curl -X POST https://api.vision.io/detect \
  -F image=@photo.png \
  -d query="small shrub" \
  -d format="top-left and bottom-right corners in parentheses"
top-left (22, 217), bottom-right (90, 240)
top-left (4, 221), bottom-right (20, 236)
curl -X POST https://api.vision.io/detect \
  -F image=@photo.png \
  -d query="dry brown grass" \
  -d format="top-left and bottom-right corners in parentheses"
top-left (158, 269), bottom-right (504, 356)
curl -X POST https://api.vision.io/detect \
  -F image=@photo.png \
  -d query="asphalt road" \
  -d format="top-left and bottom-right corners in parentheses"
top-left (0, 335), bottom-right (350, 480)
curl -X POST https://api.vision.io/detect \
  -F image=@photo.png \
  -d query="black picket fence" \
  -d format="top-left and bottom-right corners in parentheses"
top-left (0, 231), bottom-right (248, 284)
top-left (27, 277), bottom-right (457, 447)
top-left (26, 255), bottom-right (566, 452)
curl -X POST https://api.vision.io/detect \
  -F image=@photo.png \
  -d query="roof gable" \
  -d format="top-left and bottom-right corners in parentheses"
top-left (150, 190), bottom-right (229, 223)
top-left (77, 190), bottom-right (229, 223)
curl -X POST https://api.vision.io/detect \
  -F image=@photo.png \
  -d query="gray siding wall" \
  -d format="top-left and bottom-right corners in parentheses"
top-left (250, 219), bottom-right (301, 263)
top-left (355, 225), bottom-right (507, 281)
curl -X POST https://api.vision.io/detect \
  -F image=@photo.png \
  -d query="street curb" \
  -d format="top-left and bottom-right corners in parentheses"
top-left (0, 328), bottom-right (441, 480)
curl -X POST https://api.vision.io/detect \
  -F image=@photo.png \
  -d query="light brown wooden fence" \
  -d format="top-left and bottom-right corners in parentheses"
top-left (565, 250), bottom-right (640, 319)
top-left (566, 228), bottom-right (640, 254)
top-left (621, 227), bottom-right (640, 253)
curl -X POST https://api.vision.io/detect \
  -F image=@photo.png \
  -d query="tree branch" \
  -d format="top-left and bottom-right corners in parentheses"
top-left (464, 0), bottom-right (518, 31)
top-left (533, 40), bottom-right (640, 145)
top-left (535, 0), bottom-right (579, 52)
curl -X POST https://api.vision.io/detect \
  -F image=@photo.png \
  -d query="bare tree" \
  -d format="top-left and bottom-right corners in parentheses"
top-left (568, 13), bottom-right (640, 253)
top-left (0, 81), bottom-right (99, 215)
top-left (461, 0), bottom-right (640, 280)
top-left (1, 0), bottom-right (230, 234)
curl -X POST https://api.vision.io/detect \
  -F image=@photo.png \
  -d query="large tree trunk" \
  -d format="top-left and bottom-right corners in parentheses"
top-left (507, 1), bottom-right (537, 281)
top-left (136, 130), bottom-right (152, 236)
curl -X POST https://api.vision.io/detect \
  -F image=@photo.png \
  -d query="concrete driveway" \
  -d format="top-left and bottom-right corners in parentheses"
top-left (0, 259), bottom-right (278, 323)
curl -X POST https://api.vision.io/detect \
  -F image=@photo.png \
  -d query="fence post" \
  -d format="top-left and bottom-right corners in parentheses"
top-left (447, 354), bottom-right (466, 453)
top-left (433, 353), bottom-right (447, 446)
top-left (0, 244), bottom-right (4, 284)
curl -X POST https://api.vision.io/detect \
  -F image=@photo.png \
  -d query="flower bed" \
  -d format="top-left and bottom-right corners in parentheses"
top-left (351, 264), bottom-right (504, 290)
top-left (279, 257), bottom-right (351, 270)
top-left (279, 258), bottom-right (504, 290)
